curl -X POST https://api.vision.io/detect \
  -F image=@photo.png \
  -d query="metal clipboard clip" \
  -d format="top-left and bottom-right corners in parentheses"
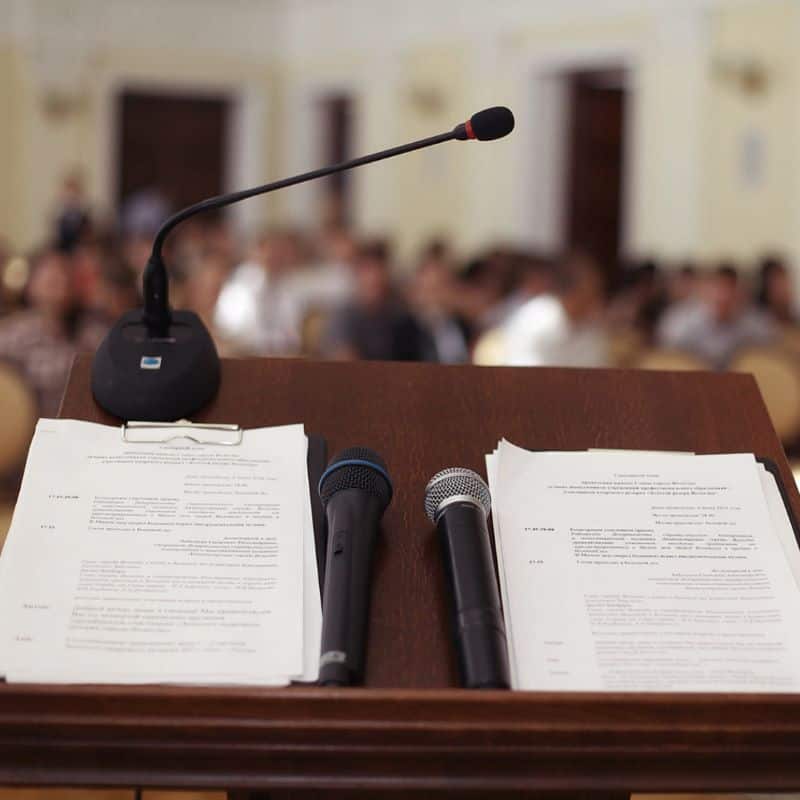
top-left (122, 419), bottom-right (243, 446)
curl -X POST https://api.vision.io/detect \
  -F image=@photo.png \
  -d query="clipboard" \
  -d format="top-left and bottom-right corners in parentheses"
top-left (122, 420), bottom-right (329, 598)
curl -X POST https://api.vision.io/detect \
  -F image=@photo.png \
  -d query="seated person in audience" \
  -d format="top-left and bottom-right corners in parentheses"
top-left (657, 264), bottom-right (774, 368)
top-left (407, 240), bottom-right (470, 363)
top-left (606, 258), bottom-right (667, 340)
top-left (667, 262), bottom-right (698, 305)
top-left (755, 254), bottom-right (797, 326)
top-left (53, 170), bottom-right (92, 255)
top-left (321, 239), bottom-right (427, 361)
top-left (454, 255), bottom-right (510, 336)
top-left (181, 249), bottom-right (231, 338)
top-left (214, 227), bottom-right (305, 355)
top-left (287, 224), bottom-right (356, 313)
top-left (503, 252), bottom-right (608, 367)
top-left (514, 252), bottom-right (556, 304)
top-left (479, 246), bottom-right (531, 329)
top-left (0, 247), bottom-right (77, 416)
top-left (74, 257), bottom-right (141, 351)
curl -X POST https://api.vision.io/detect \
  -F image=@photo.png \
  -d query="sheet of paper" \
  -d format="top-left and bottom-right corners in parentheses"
top-left (759, 465), bottom-right (800, 591)
top-left (492, 442), bottom-right (800, 692)
top-left (0, 419), bottom-right (316, 685)
top-left (486, 449), bottom-right (518, 688)
top-left (298, 436), bottom-right (322, 682)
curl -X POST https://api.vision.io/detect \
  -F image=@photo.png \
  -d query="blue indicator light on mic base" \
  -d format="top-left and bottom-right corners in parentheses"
top-left (140, 356), bottom-right (163, 370)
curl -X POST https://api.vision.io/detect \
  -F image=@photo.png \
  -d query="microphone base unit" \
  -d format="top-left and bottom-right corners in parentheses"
top-left (91, 308), bottom-right (221, 421)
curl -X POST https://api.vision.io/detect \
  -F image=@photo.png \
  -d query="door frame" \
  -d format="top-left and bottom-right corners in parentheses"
top-left (283, 75), bottom-right (366, 230)
top-left (512, 43), bottom-right (642, 259)
top-left (97, 75), bottom-right (266, 237)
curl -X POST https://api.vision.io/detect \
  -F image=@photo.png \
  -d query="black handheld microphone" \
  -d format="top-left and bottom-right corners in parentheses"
top-left (90, 106), bottom-right (514, 423)
top-left (425, 467), bottom-right (510, 689)
top-left (318, 447), bottom-right (393, 686)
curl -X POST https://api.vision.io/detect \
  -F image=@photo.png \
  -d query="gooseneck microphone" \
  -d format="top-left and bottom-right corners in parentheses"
top-left (90, 106), bottom-right (514, 422)
top-left (318, 447), bottom-right (393, 686)
top-left (425, 467), bottom-right (510, 689)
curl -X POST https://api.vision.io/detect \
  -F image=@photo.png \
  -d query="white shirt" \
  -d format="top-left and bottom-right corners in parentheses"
top-left (503, 294), bottom-right (608, 368)
top-left (214, 262), bottom-right (303, 355)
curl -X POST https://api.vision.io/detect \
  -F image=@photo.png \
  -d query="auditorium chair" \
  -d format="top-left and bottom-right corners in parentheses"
top-left (0, 360), bottom-right (36, 549)
top-left (730, 346), bottom-right (800, 445)
top-left (632, 348), bottom-right (709, 372)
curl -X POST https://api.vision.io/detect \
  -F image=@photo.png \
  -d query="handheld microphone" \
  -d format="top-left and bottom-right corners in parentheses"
top-left (90, 106), bottom-right (514, 422)
top-left (425, 467), bottom-right (510, 689)
top-left (318, 447), bottom-right (393, 686)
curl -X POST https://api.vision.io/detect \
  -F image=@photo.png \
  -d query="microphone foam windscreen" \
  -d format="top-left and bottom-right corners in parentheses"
top-left (470, 106), bottom-right (515, 141)
top-left (319, 446), bottom-right (393, 507)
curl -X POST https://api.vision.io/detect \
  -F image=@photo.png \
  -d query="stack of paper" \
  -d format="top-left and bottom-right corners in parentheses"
top-left (0, 419), bottom-right (321, 685)
top-left (487, 441), bottom-right (800, 692)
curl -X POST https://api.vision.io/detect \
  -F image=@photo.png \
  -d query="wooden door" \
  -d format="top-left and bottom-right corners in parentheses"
top-left (564, 70), bottom-right (627, 286)
top-left (117, 90), bottom-right (230, 214)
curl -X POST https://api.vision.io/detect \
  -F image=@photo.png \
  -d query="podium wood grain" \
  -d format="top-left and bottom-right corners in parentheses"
top-left (0, 355), bottom-right (798, 794)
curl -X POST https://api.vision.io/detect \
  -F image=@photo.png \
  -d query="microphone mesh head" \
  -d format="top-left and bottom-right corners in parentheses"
top-left (424, 467), bottom-right (491, 523)
top-left (319, 446), bottom-right (392, 508)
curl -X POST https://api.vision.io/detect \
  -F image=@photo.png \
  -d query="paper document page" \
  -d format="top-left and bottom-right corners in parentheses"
top-left (759, 465), bottom-right (800, 591)
top-left (493, 442), bottom-right (800, 692)
top-left (0, 420), bottom-right (314, 685)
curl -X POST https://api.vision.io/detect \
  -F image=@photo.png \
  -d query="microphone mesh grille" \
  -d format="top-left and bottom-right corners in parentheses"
top-left (424, 467), bottom-right (491, 523)
top-left (319, 446), bottom-right (392, 508)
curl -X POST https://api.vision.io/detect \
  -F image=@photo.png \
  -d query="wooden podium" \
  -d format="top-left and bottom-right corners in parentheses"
top-left (1, 355), bottom-right (799, 797)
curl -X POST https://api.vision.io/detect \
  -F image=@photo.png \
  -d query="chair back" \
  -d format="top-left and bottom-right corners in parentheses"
top-left (0, 361), bottom-right (37, 479)
top-left (608, 329), bottom-right (645, 367)
top-left (472, 328), bottom-right (508, 366)
top-left (633, 348), bottom-right (709, 372)
top-left (729, 347), bottom-right (800, 443)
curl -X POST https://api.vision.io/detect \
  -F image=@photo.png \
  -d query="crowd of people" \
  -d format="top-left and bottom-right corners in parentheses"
top-left (0, 177), bottom-right (798, 420)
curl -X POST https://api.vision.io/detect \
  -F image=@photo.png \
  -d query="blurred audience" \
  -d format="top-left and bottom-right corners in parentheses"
top-left (2, 175), bottom-right (800, 423)
top-left (756, 255), bottom-right (797, 326)
top-left (503, 252), bottom-right (608, 367)
top-left (0, 248), bottom-right (78, 416)
top-left (657, 264), bottom-right (775, 368)
top-left (408, 239), bottom-right (469, 364)
top-left (214, 227), bottom-right (305, 355)
top-left (53, 170), bottom-right (92, 255)
top-left (321, 239), bottom-right (426, 361)
top-left (607, 258), bottom-right (668, 340)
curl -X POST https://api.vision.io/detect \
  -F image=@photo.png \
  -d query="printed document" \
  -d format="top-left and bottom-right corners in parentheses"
top-left (487, 442), bottom-right (800, 692)
top-left (0, 420), bottom-right (320, 685)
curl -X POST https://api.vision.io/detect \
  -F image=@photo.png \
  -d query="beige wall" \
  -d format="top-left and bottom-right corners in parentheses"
top-left (0, 45), bottom-right (278, 249)
top-left (0, 44), bottom-right (32, 251)
top-left (703, 0), bottom-right (800, 266)
top-left (3, 0), bottom-right (800, 274)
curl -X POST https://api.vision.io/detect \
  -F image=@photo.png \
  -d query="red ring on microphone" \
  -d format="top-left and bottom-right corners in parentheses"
top-left (465, 119), bottom-right (475, 140)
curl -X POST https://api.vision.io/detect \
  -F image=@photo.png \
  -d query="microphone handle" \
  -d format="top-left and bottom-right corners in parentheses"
top-left (319, 489), bottom-right (384, 686)
top-left (437, 502), bottom-right (511, 689)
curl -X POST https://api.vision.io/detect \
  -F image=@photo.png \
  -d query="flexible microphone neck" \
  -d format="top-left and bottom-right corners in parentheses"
top-left (143, 129), bottom-right (455, 335)
top-left (142, 105), bottom-right (514, 337)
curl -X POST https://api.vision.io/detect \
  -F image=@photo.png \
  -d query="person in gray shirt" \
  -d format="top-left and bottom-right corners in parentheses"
top-left (657, 265), bottom-right (774, 368)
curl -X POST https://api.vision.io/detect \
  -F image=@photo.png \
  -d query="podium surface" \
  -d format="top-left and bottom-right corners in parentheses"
top-left (1, 355), bottom-right (799, 794)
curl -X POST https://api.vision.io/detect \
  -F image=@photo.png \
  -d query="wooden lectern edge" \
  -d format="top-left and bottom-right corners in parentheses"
top-left (0, 685), bottom-right (798, 793)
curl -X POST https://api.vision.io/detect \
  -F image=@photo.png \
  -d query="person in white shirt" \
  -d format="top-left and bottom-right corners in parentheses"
top-left (503, 253), bottom-right (608, 368)
top-left (214, 229), bottom-right (305, 356)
